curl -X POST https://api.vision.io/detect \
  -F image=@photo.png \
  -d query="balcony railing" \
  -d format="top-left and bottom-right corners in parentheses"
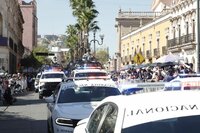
top-left (153, 48), bottom-right (160, 57)
top-left (125, 56), bottom-right (128, 62)
top-left (118, 11), bottom-right (162, 18)
top-left (0, 36), bottom-right (8, 46)
top-left (162, 46), bottom-right (167, 55)
top-left (167, 33), bottom-right (195, 48)
top-left (146, 50), bottom-right (152, 58)
top-left (129, 55), bottom-right (133, 61)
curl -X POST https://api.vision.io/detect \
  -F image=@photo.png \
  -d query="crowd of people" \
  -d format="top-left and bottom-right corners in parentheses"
top-left (0, 73), bottom-right (35, 104)
top-left (111, 63), bottom-right (195, 83)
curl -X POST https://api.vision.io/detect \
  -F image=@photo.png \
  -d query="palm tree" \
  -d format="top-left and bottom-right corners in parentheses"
top-left (65, 25), bottom-right (78, 61)
top-left (69, 0), bottom-right (100, 56)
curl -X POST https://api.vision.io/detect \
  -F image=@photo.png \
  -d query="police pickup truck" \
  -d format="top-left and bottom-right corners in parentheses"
top-left (38, 70), bottom-right (66, 99)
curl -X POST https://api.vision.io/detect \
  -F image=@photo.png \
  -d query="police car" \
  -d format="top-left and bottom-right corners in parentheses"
top-left (70, 68), bottom-right (108, 81)
top-left (164, 74), bottom-right (200, 91)
top-left (74, 91), bottom-right (200, 133)
top-left (38, 70), bottom-right (66, 99)
top-left (45, 77), bottom-right (121, 133)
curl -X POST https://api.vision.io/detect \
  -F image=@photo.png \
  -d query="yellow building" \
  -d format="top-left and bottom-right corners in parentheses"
top-left (121, 13), bottom-right (171, 67)
top-left (115, 0), bottom-right (197, 71)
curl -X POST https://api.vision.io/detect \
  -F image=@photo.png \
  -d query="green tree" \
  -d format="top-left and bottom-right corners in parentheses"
top-left (65, 24), bottom-right (78, 61)
top-left (32, 46), bottom-right (51, 65)
top-left (95, 49), bottom-right (109, 65)
top-left (20, 52), bottom-right (42, 69)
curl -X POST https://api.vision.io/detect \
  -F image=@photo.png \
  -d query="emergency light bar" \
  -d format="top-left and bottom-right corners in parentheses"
top-left (63, 76), bottom-right (111, 82)
top-left (76, 66), bottom-right (102, 70)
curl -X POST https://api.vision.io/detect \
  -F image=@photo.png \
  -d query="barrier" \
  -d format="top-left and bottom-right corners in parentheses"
top-left (118, 79), bottom-right (166, 94)
top-left (136, 82), bottom-right (165, 93)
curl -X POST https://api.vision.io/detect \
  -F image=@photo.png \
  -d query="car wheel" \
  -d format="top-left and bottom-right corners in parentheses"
top-left (39, 94), bottom-right (43, 99)
top-left (35, 89), bottom-right (38, 93)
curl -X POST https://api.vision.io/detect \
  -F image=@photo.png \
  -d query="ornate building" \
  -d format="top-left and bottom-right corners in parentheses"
top-left (115, 10), bottom-right (161, 71)
top-left (168, 0), bottom-right (196, 71)
top-left (115, 0), bottom-right (198, 71)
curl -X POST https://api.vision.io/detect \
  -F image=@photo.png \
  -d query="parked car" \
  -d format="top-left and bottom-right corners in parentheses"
top-left (45, 77), bottom-right (121, 133)
top-left (74, 91), bottom-right (200, 133)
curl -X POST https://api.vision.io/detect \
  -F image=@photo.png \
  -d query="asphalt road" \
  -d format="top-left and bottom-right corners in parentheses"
top-left (0, 91), bottom-right (48, 133)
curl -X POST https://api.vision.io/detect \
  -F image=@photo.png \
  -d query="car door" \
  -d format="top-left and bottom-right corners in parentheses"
top-left (86, 103), bottom-right (118, 133)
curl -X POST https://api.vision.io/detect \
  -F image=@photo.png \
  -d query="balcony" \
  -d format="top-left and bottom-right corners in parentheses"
top-left (129, 55), bottom-right (132, 61)
top-left (0, 36), bottom-right (8, 46)
top-left (146, 50), bottom-right (152, 59)
top-left (167, 33), bottom-right (195, 51)
top-left (162, 46), bottom-right (167, 55)
top-left (153, 48), bottom-right (160, 58)
top-left (124, 56), bottom-right (128, 62)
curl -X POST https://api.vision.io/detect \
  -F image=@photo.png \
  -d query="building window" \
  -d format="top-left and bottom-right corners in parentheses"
top-left (186, 22), bottom-right (189, 35)
top-left (142, 43), bottom-right (145, 56)
top-left (127, 48), bottom-right (129, 56)
top-left (173, 27), bottom-right (176, 39)
top-left (178, 25), bottom-right (181, 37)
top-left (157, 38), bottom-right (160, 49)
top-left (192, 19), bottom-right (195, 34)
top-left (149, 41), bottom-right (152, 54)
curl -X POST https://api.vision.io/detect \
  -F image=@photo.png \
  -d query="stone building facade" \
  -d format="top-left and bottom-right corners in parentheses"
top-left (0, 0), bottom-right (24, 73)
top-left (18, 0), bottom-right (38, 52)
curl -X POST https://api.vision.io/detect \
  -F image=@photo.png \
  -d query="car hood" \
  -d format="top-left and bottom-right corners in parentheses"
top-left (55, 102), bottom-right (99, 119)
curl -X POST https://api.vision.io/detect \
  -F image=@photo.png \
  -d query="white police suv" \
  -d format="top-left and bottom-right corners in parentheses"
top-left (45, 77), bottom-right (121, 133)
top-left (70, 68), bottom-right (108, 81)
top-left (74, 91), bottom-right (200, 133)
top-left (38, 71), bottom-right (66, 99)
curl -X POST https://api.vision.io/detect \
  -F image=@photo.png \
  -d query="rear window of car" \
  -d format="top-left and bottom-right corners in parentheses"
top-left (41, 73), bottom-right (64, 79)
top-left (122, 115), bottom-right (200, 133)
top-left (57, 86), bottom-right (120, 103)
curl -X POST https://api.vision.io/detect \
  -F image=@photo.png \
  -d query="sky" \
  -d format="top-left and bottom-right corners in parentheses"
top-left (25, 0), bottom-right (153, 57)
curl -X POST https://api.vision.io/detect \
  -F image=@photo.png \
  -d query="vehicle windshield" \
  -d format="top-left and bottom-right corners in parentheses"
top-left (75, 72), bottom-right (107, 78)
top-left (57, 87), bottom-right (120, 103)
top-left (41, 73), bottom-right (64, 79)
top-left (36, 74), bottom-right (41, 79)
top-left (122, 115), bottom-right (200, 133)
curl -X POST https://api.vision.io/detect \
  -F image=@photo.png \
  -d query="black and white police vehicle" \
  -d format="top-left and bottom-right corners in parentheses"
top-left (38, 68), bottom-right (66, 99)
top-left (45, 77), bottom-right (121, 133)
top-left (74, 91), bottom-right (200, 133)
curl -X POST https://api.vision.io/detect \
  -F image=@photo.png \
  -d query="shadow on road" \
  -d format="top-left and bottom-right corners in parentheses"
top-left (0, 111), bottom-right (47, 133)
top-left (11, 91), bottom-right (47, 106)
top-left (13, 98), bottom-right (46, 106)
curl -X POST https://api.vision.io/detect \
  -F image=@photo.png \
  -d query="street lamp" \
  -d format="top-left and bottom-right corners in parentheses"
top-left (89, 32), bottom-right (104, 56)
